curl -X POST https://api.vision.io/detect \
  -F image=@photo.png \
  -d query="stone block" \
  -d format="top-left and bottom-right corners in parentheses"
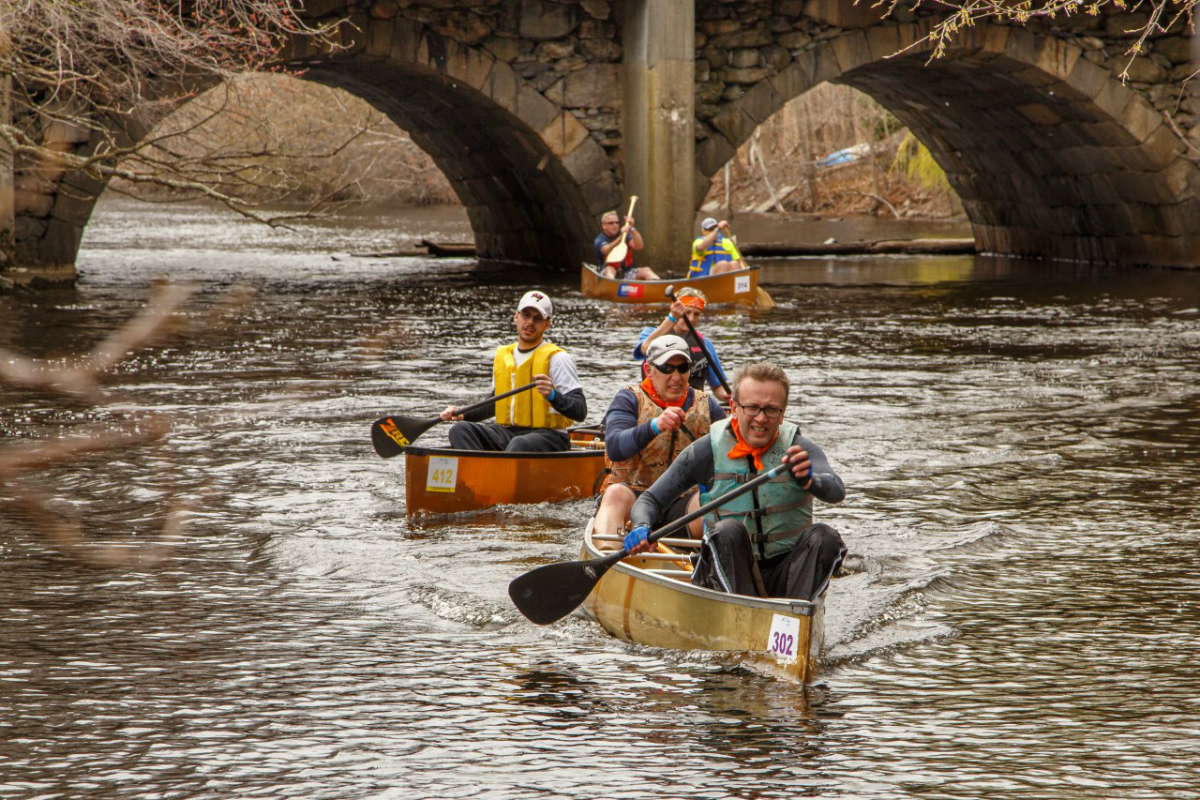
top-left (518, 0), bottom-right (578, 40)
top-left (1114, 170), bottom-right (1175, 204)
top-left (803, 0), bottom-right (889, 28)
top-left (768, 63), bottom-right (814, 105)
top-left (38, 219), bottom-right (82, 266)
top-left (1064, 57), bottom-right (1110, 102)
top-left (544, 63), bottom-right (620, 108)
top-left (865, 25), bottom-right (902, 63)
top-left (483, 35), bottom-right (521, 63)
top-left (831, 30), bottom-right (871, 75)
top-left (14, 190), bottom-right (52, 218)
top-left (1017, 103), bottom-right (1063, 125)
top-left (481, 61), bottom-right (519, 111)
top-left (1119, 98), bottom-right (1162, 143)
top-left (708, 28), bottom-right (773, 49)
top-left (709, 104), bottom-right (757, 149)
top-left (580, 0), bottom-right (610, 20)
top-left (730, 48), bottom-right (762, 69)
top-left (390, 19), bottom-right (424, 63)
top-left (1140, 121), bottom-right (1183, 167)
top-left (581, 168), bottom-right (620, 214)
top-left (738, 80), bottom-right (780, 125)
top-left (696, 133), bottom-right (736, 177)
top-left (1163, 160), bottom-right (1199, 198)
top-left (718, 66), bottom-right (772, 85)
top-left (561, 137), bottom-right (611, 184)
top-left (516, 86), bottom-right (559, 137)
top-left (1033, 38), bottom-right (1082, 81)
top-left (50, 190), bottom-right (97, 226)
top-left (1091, 77), bottom-right (1134, 121)
top-left (540, 112), bottom-right (590, 159)
top-left (367, 19), bottom-right (394, 57)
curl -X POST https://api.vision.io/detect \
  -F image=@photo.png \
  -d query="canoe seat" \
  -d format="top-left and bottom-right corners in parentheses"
top-left (641, 568), bottom-right (692, 582)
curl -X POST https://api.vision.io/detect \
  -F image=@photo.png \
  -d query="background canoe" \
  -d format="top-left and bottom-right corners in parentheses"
top-left (404, 430), bottom-right (606, 516)
top-left (580, 520), bottom-right (822, 682)
top-left (580, 264), bottom-right (759, 305)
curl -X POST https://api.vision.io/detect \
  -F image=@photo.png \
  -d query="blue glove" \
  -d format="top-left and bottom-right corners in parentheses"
top-left (623, 525), bottom-right (651, 552)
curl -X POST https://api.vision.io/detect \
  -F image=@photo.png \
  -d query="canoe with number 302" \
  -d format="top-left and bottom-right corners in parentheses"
top-left (578, 516), bottom-right (823, 683)
top-left (403, 428), bottom-right (607, 516)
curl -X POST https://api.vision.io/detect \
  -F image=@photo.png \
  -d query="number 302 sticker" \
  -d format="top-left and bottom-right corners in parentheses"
top-left (767, 614), bottom-right (800, 664)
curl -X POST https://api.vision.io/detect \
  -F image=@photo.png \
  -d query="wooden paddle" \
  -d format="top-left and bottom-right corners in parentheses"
top-left (665, 284), bottom-right (733, 399)
top-left (721, 226), bottom-right (775, 311)
top-left (508, 462), bottom-right (791, 624)
top-left (370, 382), bottom-right (537, 459)
top-left (604, 196), bottom-right (638, 267)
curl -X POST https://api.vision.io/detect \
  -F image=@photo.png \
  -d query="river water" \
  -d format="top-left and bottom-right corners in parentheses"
top-left (2, 197), bottom-right (1198, 799)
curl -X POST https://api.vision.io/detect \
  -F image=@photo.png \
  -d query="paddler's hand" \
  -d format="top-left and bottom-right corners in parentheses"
top-left (655, 406), bottom-right (685, 433)
top-left (783, 445), bottom-right (813, 488)
top-left (534, 373), bottom-right (556, 400)
top-left (623, 525), bottom-right (651, 555)
top-left (439, 406), bottom-right (463, 422)
top-left (668, 299), bottom-right (687, 322)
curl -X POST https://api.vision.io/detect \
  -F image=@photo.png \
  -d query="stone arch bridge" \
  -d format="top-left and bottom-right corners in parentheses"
top-left (2, 0), bottom-right (1198, 281)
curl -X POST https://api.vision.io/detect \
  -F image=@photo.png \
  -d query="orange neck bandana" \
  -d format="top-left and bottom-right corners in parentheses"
top-left (727, 415), bottom-right (776, 471)
top-left (640, 376), bottom-right (686, 409)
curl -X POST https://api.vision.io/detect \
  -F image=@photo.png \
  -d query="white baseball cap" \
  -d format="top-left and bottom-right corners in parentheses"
top-left (701, 217), bottom-right (719, 231)
top-left (516, 290), bottom-right (553, 318)
top-left (645, 334), bottom-right (692, 366)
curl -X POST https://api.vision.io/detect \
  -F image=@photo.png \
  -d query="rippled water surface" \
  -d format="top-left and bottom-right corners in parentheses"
top-left (2, 197), bottom-right (1199, 798)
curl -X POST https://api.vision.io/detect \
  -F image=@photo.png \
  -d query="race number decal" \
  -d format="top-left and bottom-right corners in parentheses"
top-left (734, 275), bottom-right (751, 294)
top-left (767, 614), bottom-right (800, 664)
top-left (426, 456), bottom-right (459, 493)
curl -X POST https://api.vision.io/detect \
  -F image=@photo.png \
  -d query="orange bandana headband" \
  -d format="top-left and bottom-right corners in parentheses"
top-left (678, 295), bottom-right (705, 311)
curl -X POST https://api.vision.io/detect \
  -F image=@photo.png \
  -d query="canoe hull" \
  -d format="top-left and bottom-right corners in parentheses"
top-left (404, 436), bottom-right (606, 516)
top-left (580, 521), bottom-right (822, 682)
top-left (580, 264), bottom-right (759, 305)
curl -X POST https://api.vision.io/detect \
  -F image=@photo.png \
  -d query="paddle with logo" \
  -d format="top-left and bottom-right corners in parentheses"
top-left (604, 195), bottom-right (639, 268)
top-left (370, 382), bottom-right (537, 459)
top-left (508, 462), bottom-right (791, 624)
top-left (665, 284), bottom-right (733, 399)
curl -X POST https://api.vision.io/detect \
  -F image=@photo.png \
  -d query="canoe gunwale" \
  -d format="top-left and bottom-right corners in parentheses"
top-left (579, 263), bottom-right (759, 305)
top-left (582, 523), bottom-right (816, 618)
top-left (404, 445), bottom-right (604, 461)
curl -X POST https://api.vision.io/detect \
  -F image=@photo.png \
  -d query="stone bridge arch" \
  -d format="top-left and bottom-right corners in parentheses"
top-left (9, 9), bottom-right (626, 274)
top-left (697, 21), bottom-right (1200, 267)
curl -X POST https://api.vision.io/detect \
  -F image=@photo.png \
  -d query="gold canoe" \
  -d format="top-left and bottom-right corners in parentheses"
top-left (580, 264), bottom-right (760, 305)
top-left (580, 518), bottom-right (823, 682)
top-left (404, 429), bottom-right (606, 516)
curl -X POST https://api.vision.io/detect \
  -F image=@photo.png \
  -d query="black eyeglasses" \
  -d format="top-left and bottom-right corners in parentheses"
top-left (652, 362), bottom-right (691, 375)
top-left (736, 403), bottom-right (784, 419)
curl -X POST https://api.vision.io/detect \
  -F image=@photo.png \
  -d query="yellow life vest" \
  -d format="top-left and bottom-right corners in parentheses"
top-left (492, 342), bottom-right (571, 429)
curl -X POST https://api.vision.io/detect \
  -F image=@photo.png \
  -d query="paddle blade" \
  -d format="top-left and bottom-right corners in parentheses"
top-left (753, 286), bottom-right (776, 311)
top-left (370, 414), bottom-right (439, 459)
top-left (509, 552), bottom-right (621, 625)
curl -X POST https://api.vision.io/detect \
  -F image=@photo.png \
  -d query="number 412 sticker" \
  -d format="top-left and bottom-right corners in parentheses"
top-left (767, 614), bottom-right (800, 664)
top-left (426, 456), bottom-right (459, 493)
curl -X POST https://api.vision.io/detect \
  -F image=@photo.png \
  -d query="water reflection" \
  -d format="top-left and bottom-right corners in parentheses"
top-left (1, 197), bottom-right (1199, 798)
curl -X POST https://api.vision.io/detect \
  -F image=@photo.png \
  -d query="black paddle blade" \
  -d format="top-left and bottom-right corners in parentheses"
top-left (370, 414), bottom-right (439, 459)
top-left (508, 552), bottom-right (623, 625)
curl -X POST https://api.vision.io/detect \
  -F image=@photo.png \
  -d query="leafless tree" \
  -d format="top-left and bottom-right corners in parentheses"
top-left (0, 0), bottom-right (347, 225)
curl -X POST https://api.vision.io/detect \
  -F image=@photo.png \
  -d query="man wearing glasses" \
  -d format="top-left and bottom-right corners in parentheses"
top-left (594, 335), bottom-right (725, 537)
top-left (595, 209), bottom-right (659, 281)
top-left (624, 362), bottom-right (846, 602)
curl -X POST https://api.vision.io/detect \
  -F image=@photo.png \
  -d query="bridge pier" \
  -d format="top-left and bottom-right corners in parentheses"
top-left (622, 0), bottom-right (695, 272)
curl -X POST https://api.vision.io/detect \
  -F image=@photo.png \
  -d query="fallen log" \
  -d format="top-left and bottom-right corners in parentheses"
top-left (740, 238), bottom-right (976, 256)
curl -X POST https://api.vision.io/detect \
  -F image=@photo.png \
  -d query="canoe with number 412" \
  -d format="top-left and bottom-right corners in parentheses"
top-left (579, 516), bottom-right (823, 682)
top-left (403, 428), bottom-right (607, 516)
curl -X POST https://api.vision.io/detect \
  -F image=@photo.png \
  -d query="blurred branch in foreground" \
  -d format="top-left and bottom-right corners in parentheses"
top-left (0, 281), bottom-right (253, 567)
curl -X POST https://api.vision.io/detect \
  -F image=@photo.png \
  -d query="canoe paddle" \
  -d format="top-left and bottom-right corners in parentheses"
top-left (604, 196), bottom-right (638, 267)
top-left (508, 461), bottom-right (790, 624)
top-left (370, 382), bottom-right (537, 459)
top-left (665, 284), bottom-right (733, 399)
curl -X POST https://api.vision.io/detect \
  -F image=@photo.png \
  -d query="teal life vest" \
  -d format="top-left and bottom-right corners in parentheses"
top-left (700, 417), bottom-right (813, 560)
top-left (688, 234), bottom-right (736, 278)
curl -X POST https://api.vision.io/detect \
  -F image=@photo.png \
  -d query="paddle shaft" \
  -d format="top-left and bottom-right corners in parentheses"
top-left (450, 380), bottom-right (538, 418)
top-left (666, 286), bottom-right (733, 398)
top-left (508, 462), bottom-right (791, 624)
top-left (604, 196), bottom-right (638, 266)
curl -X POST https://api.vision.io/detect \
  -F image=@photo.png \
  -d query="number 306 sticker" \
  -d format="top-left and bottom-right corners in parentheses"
top-left (426, 456), bottom-right (459, 493)
top-left (767, 614), bottom-right (800, 664)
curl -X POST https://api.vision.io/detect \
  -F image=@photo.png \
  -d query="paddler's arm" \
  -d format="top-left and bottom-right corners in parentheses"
top-left (629, 435), bottom-right (716, 531)
top-left (604, 389), bottom-right (656, 461)
top-left (785, 433), bottom-right (845, 503)
top-left (543, 352), bottom-right (587, 422)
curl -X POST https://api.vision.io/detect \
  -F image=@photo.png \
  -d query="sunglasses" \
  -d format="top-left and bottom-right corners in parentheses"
top-left (652, 361), bottom-right (691, 375)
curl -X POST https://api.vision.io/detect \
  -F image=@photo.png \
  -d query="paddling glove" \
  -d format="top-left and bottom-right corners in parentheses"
top-left (623, 525), bottom-right (650, 552)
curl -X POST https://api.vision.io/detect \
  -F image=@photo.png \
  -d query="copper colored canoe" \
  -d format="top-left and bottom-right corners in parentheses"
top-left (580, 264), bottom-right (759, 305)
top-left (404, 430), bottom-right (606, 516)
top-left (579, 518), bottom-right (823, 683)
